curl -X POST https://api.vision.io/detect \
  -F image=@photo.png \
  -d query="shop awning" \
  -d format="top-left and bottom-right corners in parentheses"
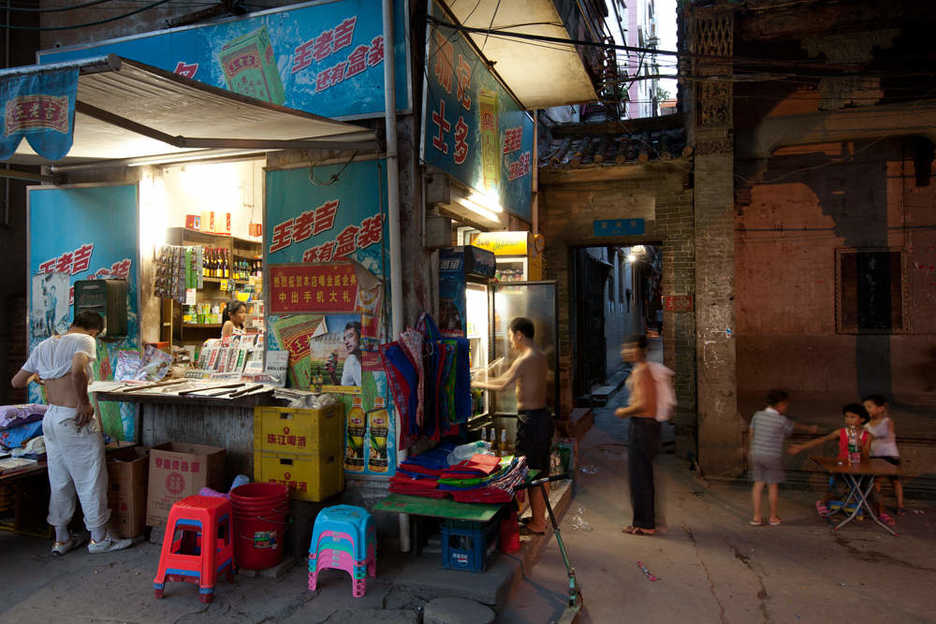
top-left (439, 0), bottom-right (597, 109)
top-left (0, 55), bottom-right (377, 166)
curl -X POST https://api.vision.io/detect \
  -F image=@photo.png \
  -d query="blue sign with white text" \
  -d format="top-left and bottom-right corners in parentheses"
top-left (422, 1), bottom-right (534, 221)
top-left (593, 219), bottom-right (646, 237)
top-left (38, 0), bottom-right (410, 120)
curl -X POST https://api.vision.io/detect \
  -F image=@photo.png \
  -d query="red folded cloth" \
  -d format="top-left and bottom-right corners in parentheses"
top-left (440, 453), bottom-right (501, 479)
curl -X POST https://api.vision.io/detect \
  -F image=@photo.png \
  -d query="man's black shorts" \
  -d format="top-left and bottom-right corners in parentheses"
top-left (516, 408), bottom-right (553, 473)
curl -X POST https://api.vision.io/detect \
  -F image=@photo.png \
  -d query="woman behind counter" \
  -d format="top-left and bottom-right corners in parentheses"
top-left (221, 301), bottom-right (248, 339)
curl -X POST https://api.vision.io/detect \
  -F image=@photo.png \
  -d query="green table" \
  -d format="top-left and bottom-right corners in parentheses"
top-left (374, 494), bottom-right (503, 522)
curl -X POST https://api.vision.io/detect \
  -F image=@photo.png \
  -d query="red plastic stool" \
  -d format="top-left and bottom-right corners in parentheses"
top-left (153, 495), bottom-right (235, 603)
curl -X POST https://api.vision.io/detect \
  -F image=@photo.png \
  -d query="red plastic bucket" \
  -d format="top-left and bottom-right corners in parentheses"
top-left (230, 483), bottom-right (289, 570)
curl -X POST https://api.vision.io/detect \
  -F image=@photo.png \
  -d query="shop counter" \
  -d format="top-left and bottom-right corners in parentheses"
top-left (93, 387), bottom-right (284, 480)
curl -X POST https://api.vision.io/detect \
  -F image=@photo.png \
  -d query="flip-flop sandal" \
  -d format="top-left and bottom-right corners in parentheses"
top-left (622, 526), bottom-right (655, 536)
top-left (879, 512), bottom-right (896, 526)
top-left (816, 500), bottom-right (831, 518)
top-left (768, 518), bottom-right (782, 526)
top-left (519, 525), bottom-right (546, 536)
top-left (749, 520), bottom-right (764, 526)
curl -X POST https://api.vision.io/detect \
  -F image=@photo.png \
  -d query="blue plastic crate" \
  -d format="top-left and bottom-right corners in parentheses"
top-left (440, 517), bottom-right (500, 573)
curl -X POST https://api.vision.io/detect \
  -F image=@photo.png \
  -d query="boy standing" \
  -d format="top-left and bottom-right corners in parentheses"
top-left (749, 390), bottom-right (817, 526)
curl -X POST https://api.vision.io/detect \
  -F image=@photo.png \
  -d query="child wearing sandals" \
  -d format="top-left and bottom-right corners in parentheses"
top-left (788, 403), bottom-right (871, 519)
top-left (748, 390), bottom-right (819, 527)
top-left (863, 394), bottom-right (904, 525)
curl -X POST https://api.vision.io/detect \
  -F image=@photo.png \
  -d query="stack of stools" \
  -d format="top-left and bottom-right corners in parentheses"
top-left (308, 504), bottom-right (376, 598)
top-left (154, 495), bottom-right (235, 603)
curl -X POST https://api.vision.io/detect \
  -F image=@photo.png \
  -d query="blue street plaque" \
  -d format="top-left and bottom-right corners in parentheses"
top-left (593, 218), bottom-right (646, 236)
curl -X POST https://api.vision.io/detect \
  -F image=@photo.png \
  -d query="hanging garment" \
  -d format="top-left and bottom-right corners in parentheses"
top-left (398, 328), bottom-right (425, 429)
top-left (380, 342), bottom-right (418, 450)
top-left (453, 338), bottom-right (472, 425)
top-left (417, 314), bottom-right (442, 434)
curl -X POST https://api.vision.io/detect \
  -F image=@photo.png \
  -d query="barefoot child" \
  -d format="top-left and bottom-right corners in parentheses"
top-left (788, 404), bottom-right (871, 518)
top-left (749, 390), bottom-right (819, 526)
top-left (863, 394), bottom-right (904, 524)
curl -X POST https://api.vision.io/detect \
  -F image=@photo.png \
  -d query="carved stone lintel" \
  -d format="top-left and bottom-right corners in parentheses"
top-left (695, 137), bottom-right (733, 156)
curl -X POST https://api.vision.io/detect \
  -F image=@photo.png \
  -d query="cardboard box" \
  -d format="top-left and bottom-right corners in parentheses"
top-left (107, 446), bottom-right (148, 538)
top-left (146, 442), bottom-right (226, 527)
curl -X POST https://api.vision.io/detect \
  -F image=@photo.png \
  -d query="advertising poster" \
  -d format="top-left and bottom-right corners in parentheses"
top-left (265, 158), bottom-right (394, 476)
top-left (38, 0), bottom-right (411, 121)
top-left (422, 0), bottom-right (535, 221)
top-left (30, 272), bottom-right (70, 339)
top-left (28, 184), bottom-right (140, 441)
top-left (309, 313), bottom-right (363, 393)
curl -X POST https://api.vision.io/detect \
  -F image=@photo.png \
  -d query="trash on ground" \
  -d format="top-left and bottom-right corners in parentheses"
top-left (568, 505), bottom-right (593, 532)
top-left (637, 561), bottom-right (659, 582)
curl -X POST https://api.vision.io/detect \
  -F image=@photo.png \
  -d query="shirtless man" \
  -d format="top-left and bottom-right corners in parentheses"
top-left (12, 311), bottom-right (133, 555)
top-left (472, 317), bottom-right (552, 535)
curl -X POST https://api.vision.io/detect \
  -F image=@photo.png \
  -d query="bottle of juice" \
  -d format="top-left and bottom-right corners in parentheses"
top-left (367, 400), bottom-right (389, 474)
top-left (847, 426), bottom-right (861, 465)
top-left (345, 397), bottom-right (366, 473)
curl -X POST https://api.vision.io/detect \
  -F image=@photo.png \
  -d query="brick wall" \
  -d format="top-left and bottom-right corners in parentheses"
top-left (736, 142), bottom-right (936, 407)
top-left (539, 161), bottom-right (697, 449)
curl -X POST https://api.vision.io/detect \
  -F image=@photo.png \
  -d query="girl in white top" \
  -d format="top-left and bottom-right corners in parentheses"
top-left (863, 394), bottom-right (904, 520)
top-left (221, 301), bottom-right (248, 339)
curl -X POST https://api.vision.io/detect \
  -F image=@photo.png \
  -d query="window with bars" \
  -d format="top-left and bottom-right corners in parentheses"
top-left (837, 249), bottom-right (907, 334)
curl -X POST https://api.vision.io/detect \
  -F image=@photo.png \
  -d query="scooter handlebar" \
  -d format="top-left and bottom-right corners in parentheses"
top-left (520, 473), bottom-right (570, 489)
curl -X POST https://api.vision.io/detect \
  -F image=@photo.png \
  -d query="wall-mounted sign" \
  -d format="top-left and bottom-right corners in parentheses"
top-left (593, 218), bottom-right (646, 237)
top-left (421, 1), bottom-right (534, 222)
top-left (38, 0), bottom-right (411, 120)
top-left (269, 263), bottom-right (357, 314)
top-left (663, 295), bottom-right (693, 313)
top-left (470, 231), bottom-right (530, 257)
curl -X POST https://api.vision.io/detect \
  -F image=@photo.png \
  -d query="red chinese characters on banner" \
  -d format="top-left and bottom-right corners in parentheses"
top-left (6, 95), bottom-right (69, 134)
top-left (269, 263), bottom-right (358, 314)
top-left (268, 200), bottom-right (340, 254)
top-left (503, 127), bottom-right (523, 154)
top-left (506, 151), bottom-right (532, 181)
top-left (38, 243), bottom-right (95, 276)
top-left (173, 61), bottom-right (199, 79)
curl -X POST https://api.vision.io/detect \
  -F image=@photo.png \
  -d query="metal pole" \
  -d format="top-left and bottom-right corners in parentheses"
top-left (382, 0), bottom-right (410, 553)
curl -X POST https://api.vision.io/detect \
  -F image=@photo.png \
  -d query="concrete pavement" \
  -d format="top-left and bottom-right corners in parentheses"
top-left (500, 384), bottom-right (936, 624)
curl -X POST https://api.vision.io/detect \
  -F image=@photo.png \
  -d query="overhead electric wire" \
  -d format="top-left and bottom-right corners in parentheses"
top-left (2, 0), bottom-right (174, 29)
top-left (3, 0), bottom-right (116, 12)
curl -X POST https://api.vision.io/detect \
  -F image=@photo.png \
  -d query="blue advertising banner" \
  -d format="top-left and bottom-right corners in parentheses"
top-left (0, 67), bottom-right (77, 160)
top-left (422, 1), bottom-right (534, 221)
top-left (28, 184), bottom-right (140, 441)
top-left (38, 0), bottom-right (410, 121)
top-left (264, 159), bottom-right (394, 477)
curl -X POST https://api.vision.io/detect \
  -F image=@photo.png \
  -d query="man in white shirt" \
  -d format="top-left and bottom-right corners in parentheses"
top-left (12, 311), bottom-right (133, 555)
top-left (340, 321), bottom-right (362, 387)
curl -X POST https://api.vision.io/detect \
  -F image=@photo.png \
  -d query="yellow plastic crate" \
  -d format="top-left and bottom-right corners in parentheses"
top-left (253, 451), bottom-right (344, 502)
top-left (253, 404), bottom-right (344, 456)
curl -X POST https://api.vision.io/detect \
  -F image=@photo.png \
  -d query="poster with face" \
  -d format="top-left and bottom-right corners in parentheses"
top-left (309, 313), bottom-right (362, 393)
top-left (30, 272), bottom-right (70, 339)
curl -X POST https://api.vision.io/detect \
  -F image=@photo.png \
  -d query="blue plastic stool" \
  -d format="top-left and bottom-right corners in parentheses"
top-left (309, 505), bottom-right (375, 562)
top-left (308, 505), bottom-right (377, 597)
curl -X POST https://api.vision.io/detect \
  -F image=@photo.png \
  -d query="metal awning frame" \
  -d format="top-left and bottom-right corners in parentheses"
top-left (0, 54), bottom-right (378, 175)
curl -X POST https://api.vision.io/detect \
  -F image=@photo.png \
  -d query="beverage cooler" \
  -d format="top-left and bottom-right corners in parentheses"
top-left (439, 247), bottom-right (559, 430)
